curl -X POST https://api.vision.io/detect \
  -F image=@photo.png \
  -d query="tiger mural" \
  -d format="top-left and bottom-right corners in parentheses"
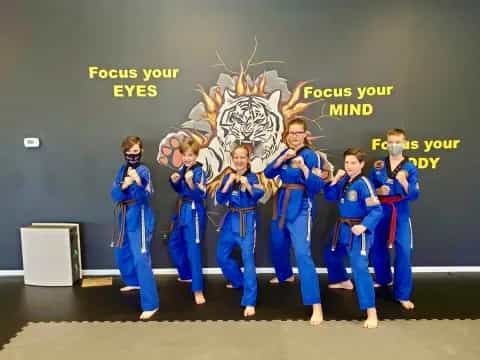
top-left (157, 70), bottom-right (334, 200)
top-left (198, 89), bottom-right (285, 182)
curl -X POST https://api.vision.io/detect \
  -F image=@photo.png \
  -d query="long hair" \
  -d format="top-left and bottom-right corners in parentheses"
top-left (284, 117), bottom-right (313, 148)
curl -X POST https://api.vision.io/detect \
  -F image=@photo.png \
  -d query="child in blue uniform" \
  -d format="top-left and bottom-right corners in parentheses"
top-left (111, 136), bottom-right (159, 320)
top-left (369, 128), bottom-right (420, 310)
top-left (264, 117), bottom-right (326, 325)
top-left (216, 144), bottom-right (265, 317)
top-left (168, 139), bottom-right (207, 305)
top-left (324, 148), bottom-right (383, 328)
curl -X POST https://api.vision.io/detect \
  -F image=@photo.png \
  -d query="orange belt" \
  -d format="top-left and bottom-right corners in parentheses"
top-left (272, 184), bottom-right (306, 229)
top-left (379, 195), bottom-right (403, 248)
top-left (111, 199), bottom-right (136, 248)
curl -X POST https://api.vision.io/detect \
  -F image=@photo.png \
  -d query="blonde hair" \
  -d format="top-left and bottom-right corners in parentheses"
top-left (179, 138), bottom-right (200, 155)
top-left (230, 143), bottom-right (251, 158)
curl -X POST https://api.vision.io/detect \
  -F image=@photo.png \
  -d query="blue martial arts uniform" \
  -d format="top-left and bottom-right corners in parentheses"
top-left (111, 163), bottom-right (159, 311)
top-left (264, 146), bottom-right (326, 305)
top-left (368, 157), bottom-right (420, 301)
top-left (216, 170), bottom-right (265, 307)
top-left (168, 162), bottom-right (207, 293)
top-left (324, 175), bottom-right (383, 310)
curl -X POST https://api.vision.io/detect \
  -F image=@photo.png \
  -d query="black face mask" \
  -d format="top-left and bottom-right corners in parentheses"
top-left (124, 153), bottom-right (142, 168)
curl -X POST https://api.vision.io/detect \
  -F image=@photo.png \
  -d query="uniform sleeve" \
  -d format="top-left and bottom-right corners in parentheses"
top-left (305, 170), bottom-right (326, 195)
top-left (368, 166), bottom-right (381, 189)
top-left (215, 174), bottom-right (232, 205)
top-left (359, 178), bottom-right (383, 232)
top-left (111, 165), bottom-right (127, 202)
top-left (129, 166), bottom-right (153, 204)
top-left (303, 150), bottom-right (325, 195)
top-left (404, 164), bottom-right (420, 201)
top-left (247, 174), bottom-right (265, 203)
top-left (264, 149), bottom-right (287, 179)
top-left (303, 150), bottom-right (323, 171)
top-left (169, 168), bottom-right (183, 193)
top-left (323, 177), bottom-right (346, 202)
top-left (183, 167), bottom-right (207, 201)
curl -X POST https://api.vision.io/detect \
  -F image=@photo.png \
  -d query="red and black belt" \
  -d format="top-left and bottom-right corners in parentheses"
top-left (379, 195), bottom-right (404, 248)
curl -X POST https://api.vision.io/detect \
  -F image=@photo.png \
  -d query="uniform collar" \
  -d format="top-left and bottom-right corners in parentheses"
top-left (185, 162), bottom-right (202, 171)
top-left (385, 156), bottom-right (408, 179)
top-left (294, 145), bottom-right (309, 155)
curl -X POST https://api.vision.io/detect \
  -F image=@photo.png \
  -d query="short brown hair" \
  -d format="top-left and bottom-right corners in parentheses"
top-left (343, 147), bottom-right (366, 163)
top-left (387, 128), bottom-right (407, 138)
top-left (121, 136), bottom-right (143, 153)
top-left (179, 138), bottom-right (200, 155)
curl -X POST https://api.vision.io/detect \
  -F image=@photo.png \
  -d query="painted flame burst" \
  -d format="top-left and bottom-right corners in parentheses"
top-left (194, 65), bottom-right (321, 199)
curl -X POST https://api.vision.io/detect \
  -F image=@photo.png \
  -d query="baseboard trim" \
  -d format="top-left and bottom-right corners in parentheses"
top-left (1, 267), bottom-right (479, 277)
top-left (0, 270), bottom-right (24, 276)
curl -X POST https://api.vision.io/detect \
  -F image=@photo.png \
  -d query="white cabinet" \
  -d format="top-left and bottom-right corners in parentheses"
top-left (20, 224), bottom-right (82, 286)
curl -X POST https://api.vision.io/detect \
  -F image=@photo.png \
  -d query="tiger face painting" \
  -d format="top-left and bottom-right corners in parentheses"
top-left (157, 68), bottom-right (333, 199)
top-left (198, 89), bottom-right (285, 181)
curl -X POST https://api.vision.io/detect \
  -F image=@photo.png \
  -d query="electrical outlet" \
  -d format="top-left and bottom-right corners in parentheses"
top-left (24, 137), bottom-right (41, 148)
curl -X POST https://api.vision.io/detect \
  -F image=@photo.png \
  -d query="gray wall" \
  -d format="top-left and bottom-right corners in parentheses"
top-left (0, 0), bottom-right (478, 269)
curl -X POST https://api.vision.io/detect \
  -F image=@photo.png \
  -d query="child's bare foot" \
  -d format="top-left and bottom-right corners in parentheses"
top-left (177, 277), bottom-right (192, 283)
top-left (328, 280), bottom-right (354, 290)
top-left (194, 291), bottom-right (206, 304)
top-left (363, 308), bottom-right (378, 328)
top-left (139, 308), bottom-right (158, 320)
top-left (399, 300), bottom-right (415, 310)
top-left (373, 281), bottom-right (393, 288)
top-left (243, 306), bottom-right (255, 317)
top-left (120, 286), bottom-right (140, 292)
top-left (225, 283), bottom-right (242, 289)
top-left (269, 275), bottom-right (294, 284)
top-left (310, 303), bottom-right (323, 325)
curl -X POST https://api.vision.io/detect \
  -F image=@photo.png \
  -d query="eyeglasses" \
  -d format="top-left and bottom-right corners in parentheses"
top-left (288, 131), bottom-right (305, 136)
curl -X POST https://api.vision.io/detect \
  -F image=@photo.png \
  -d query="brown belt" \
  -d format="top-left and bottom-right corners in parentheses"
top-left (168, 197), bottom-right (194, 231)
top-left (111, 199), bottom-right (137, 248)
top-left (219, 206), bottom-right (256, 237)
top-left (331, 217), bottom-right (367, 255)
top-left (272, 184), bottom-right (306, 229)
